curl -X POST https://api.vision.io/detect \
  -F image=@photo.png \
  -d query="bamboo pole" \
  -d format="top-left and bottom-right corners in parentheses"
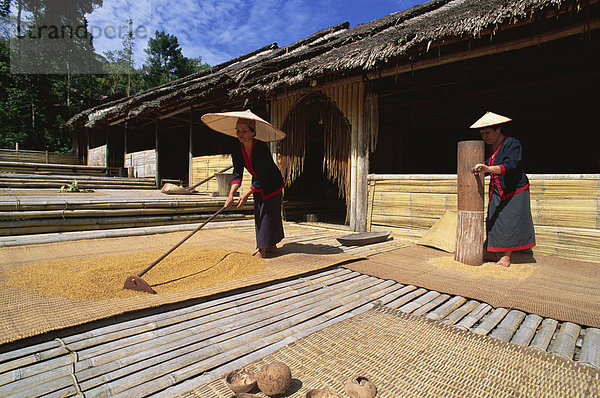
top-left (410, 294), bottom-right (450, 317)
top-left (454, 303), bottom-right (492, 330)
top-left (425, 296), bottom-right (467, 321)
top-left (385, 286), bottom-right (425, 309)
top-left (472, 308), bottom-right (508, 335)
top-left (578, 328), bottom-right (600, 369)
top-left (548, 322), bottom-right (581, 360)
top-left (398, 290), bottom-right (440, 314)
top-left (455, 140), bottom-right (485, 265)
top-left (510, 314), bottom-right (542, 346)
top-left (441, 300), bottom-right (480, 325)
top-left (529, 318), bottom-right (559, 351)
top-left (489, 309), bottom-right (526, 342)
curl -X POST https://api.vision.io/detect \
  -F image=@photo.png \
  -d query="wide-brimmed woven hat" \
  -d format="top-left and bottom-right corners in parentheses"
top-left (470, 111), bottom-right (512, 129)
top-left (200, 110), bottom-right (286, 142)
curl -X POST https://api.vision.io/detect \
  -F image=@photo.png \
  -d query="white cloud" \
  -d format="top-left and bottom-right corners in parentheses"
top-left (86, 0), bottom-right (154, 67)
top-left (87, 0), bottom-right (422, 68)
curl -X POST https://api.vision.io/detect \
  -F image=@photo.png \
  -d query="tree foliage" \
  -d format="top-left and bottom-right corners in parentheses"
top-left (0, 4), bottom-right (210, 152)
top-left (143, 30), bottom-right (207, 87)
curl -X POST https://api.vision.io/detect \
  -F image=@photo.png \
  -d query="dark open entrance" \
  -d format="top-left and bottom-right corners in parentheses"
top-left (282, 95), bottom-right (347, 224)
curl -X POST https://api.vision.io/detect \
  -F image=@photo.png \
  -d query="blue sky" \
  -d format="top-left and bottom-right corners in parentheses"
top-left (86, 0), bottom-right (427, 68)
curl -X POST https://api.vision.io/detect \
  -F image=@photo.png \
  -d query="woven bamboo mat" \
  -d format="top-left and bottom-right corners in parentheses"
top-left (190, 306), bottom-right (600, 397)
top-left (0, 228), bottom-right (354, 344)
top-left (346, 245), bottom-right (600, 328)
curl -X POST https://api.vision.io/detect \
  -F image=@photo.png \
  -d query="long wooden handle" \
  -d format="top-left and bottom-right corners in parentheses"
top-left (186, 165), bottom-right (233, 191)
top-left (137, 206), bottom-right (227, 277)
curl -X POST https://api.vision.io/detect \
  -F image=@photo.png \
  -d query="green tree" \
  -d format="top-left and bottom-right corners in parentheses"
top-left (143, 30), bottom-right (206, 88)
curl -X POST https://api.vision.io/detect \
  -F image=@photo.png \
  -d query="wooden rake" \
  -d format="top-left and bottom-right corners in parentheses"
top-left (123, 205), bottom-right (227, 294)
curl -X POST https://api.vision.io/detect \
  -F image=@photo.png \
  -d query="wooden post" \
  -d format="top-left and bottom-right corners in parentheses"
top-left (155, 118), bottom-right (160, 189)
top-left (85, 128), bottom-right (90, 166)
top-left (105, 124), bottom-right (110, 176)
top-left (356, 82), bottom-right (368, 232)
top-left (455, 140), bottom-right (485, 266)
top-left (189, 108), bottom-right (193, 187)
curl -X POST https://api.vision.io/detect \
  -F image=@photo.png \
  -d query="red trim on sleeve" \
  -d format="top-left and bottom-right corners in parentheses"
top-left (231, 179), bottom-right (241, 186)
top-left (499, 164), bottom-right (506, 175)
top-left (250, 185), bottom-right (260, 193)
top-left (486, 242), bottom-right (536, 252)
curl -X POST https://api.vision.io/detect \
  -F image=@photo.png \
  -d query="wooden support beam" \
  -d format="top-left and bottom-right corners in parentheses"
top-left (455, 140), bottom-right (485, 266)
top-left (105, 125), bottom-right (110, 176)
top-left (155, 118), bottom-right (160, 189)
top-left (189, 108), bottom-right (194, 187)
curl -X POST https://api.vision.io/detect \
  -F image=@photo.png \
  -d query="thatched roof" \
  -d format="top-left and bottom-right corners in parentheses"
top-left (66, 0), bottom-right (586, 130)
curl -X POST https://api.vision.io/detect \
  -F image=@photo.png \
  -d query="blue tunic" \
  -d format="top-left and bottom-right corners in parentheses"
top-left (485, 136), bottom-right (536, 252)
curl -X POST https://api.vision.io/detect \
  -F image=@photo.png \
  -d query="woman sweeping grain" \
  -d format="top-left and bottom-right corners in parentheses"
top-left (471, 112), bottom-right (536, 267)
top-left (201, 110), bottom-right (286, 258)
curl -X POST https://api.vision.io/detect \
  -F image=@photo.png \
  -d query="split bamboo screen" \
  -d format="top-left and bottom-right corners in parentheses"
top-left (191, 155), bottom-right (252, 195)
top-left (368, 175), bottom-right (600, 263)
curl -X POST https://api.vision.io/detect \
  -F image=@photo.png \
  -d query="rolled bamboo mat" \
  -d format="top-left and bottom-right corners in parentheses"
top-left (346, 245), bottom-right (600, 328)
top-left (0, 229), bottom-right (355, 344)
top-left (190, 306), bottom-right (600, 397)
top-left (417, 209), bottom-right (457, 253)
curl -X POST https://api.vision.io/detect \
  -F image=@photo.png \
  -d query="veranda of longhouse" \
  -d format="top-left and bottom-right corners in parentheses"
top-left (1, 0), bottom-right (599, 396)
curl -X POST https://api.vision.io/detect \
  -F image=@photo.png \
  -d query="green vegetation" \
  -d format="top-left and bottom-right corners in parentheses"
top-left (0, 1), bottom-right (209, 152)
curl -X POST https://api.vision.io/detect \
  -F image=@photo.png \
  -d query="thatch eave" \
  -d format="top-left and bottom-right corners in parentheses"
top-left (66, 0), bottom-right (593, 130)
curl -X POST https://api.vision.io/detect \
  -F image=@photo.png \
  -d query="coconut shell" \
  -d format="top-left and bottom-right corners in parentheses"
top-left (344, 376), bottom-right (377, 398)
top-left (257, 361), bottom-right (292, 397)
top-left (224, 368), bottom-right (257, 394)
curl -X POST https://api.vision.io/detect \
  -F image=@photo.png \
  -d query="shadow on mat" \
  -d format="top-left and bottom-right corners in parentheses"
top-left (510, 250), bottom-right (537, 265)
top-left (268, 242), bottom-right (344, 257)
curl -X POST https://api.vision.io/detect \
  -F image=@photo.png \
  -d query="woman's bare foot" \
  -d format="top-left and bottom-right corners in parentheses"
top-left (266, 245), bottom-right (278, 253)
top-left (496, 251), bottom-right (511, 267)
top-left (253, 249), bottom-right (267, 258)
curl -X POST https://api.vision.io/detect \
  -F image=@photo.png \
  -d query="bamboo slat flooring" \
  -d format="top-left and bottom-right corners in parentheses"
top-left (0, 221), bottom-right (598, 397)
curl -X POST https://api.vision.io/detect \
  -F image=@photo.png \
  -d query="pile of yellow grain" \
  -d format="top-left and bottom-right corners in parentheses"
top-left (2, 247), bottom-right (265, 300)
top-left (428, 256), bottom-right (536, 281)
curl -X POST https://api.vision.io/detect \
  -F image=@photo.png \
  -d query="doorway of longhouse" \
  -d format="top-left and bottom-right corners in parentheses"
top-left (279, 94), bottom-right (349, 224)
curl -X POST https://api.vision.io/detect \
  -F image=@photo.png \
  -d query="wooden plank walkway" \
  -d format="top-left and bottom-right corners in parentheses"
top-left (0, 221), bottom-right (598, 397)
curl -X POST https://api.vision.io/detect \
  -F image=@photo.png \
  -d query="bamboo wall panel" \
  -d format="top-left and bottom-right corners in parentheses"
top-left (270, 94), bottom-right (301, 130)
top-left (124, 149), bottom-right (156, 178)
top-left (87, 145), bottom-right (107, 167)
top-left (0, 149), bottom-right (78, 165)
top-left (191, 155), bottom-right (252, 194)
top-left (368, 175), bottom-right (600, 263)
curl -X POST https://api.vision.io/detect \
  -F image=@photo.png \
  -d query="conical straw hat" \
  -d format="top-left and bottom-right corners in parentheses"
top-left (470, 111), bottom-right (512, 129)
top-left (200, 110), bottom-right (286, 142)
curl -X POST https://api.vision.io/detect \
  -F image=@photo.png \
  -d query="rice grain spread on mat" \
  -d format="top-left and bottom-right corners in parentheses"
top-left (429, 256), bottom-right (536, 281)
top-left (3, 247), bottom-right (265, 300)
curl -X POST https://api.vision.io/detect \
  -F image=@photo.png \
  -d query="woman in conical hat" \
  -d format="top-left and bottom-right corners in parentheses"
top-left (471, 112), bottom-right (536, 267)
top-left (201, 110), bottom-right (285, 258)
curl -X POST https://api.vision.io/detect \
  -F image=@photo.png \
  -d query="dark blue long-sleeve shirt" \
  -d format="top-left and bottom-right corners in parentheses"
top-left (486, 136), bottom-right (530, 200)
top-left (231, 139), bottom-right (284, 200)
